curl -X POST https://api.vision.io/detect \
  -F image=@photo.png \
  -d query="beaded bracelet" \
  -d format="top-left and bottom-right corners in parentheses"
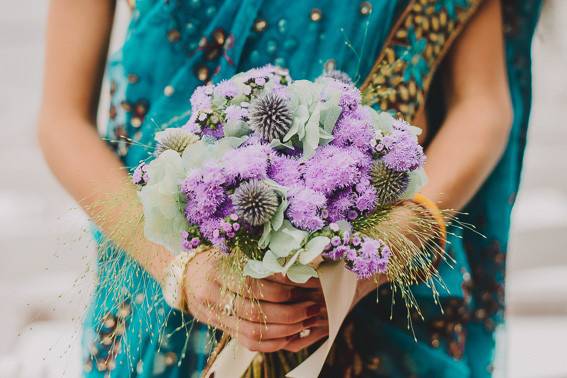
top-left (162, 251), bottom-right (198, 311)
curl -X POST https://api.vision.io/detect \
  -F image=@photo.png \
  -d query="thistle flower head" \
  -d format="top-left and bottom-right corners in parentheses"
top-left (155, 128), bottom-right (200, 156)
top-left (233, 180), bottom-right (279, 226)
top-left (370, 161), bottom-right (409, 205)
top-left (249, 93), bottom-right (293, 142)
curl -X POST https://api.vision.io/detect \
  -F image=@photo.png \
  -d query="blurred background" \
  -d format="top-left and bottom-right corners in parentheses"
top-left (0, 1), bottom-right (566, 377)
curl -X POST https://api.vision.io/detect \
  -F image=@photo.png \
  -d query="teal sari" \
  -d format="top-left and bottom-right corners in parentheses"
top-left (83, 1), bottom-right (541, 377)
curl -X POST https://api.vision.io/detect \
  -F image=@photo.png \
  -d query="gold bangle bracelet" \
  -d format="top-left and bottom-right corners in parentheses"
top-left (410, 193), bottom-right (447, 250)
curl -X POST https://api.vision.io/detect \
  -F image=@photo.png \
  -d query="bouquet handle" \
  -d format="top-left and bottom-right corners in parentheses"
top-left (204, 262), bottom-right (358, 378)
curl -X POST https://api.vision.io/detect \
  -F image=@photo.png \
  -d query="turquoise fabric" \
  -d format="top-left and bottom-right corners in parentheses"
top-left (83, 1), bottom-right (541, 377)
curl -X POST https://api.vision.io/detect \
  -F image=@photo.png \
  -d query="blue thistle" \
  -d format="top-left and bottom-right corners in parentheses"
top-left (249, 93), bottom-right (293, 142)
top-left (370, 161), bottom-right (409, 205)
top-left (233, 180), bottom-right (279, 226)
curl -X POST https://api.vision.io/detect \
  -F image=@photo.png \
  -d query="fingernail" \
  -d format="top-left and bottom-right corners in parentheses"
top-left (306, 304), bottom-right (321, 317)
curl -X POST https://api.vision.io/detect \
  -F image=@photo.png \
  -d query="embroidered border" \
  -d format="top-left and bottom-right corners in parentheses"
top-left (360, 0), bottom-right (484, 122)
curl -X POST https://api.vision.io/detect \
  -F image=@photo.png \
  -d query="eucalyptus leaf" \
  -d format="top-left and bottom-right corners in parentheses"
top-left (319, 98), bottom-right (341, 134)
top-left (224, 119), bottom-right (251, 138)
top-left (269, 221), bottom-right (308, 257)
top-left (243, 260), bottom-right (273, 279)
top-left (282, 249), bottom-right (302, 272)
top-left (270, 139), bottom-right (295, 151)
top-left (302, 102), bottom-right (322, 159)
top-left (262, 251), bottom-right (285, 273)
top-left (271, 197), bottom-right (287, 231)
top-left (298, 236), bottom-right (330, 265)
top-left (286, 264), bottom-right (318, 283)
top-left (258, 222), bottom-right (272, 249)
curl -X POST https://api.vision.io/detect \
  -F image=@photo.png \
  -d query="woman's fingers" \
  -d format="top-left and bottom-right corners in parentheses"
top-left (219, 276), bottom-right (305, 303)
top-left (283, 326), bottom-right (330, 353)
top-left (234, 298), bottom-right (324, 324)
top-left (218, 275), bottom-right (323, 304)
top-left (264, 273), bottom-right (322, 289)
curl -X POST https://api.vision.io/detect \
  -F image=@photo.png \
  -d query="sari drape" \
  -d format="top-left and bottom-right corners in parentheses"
top-left (83, 1), bottom-right (541, 377)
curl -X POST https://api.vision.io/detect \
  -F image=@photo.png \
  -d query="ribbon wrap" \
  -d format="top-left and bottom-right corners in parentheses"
top-left (205, 261), bottom-right (358, 378)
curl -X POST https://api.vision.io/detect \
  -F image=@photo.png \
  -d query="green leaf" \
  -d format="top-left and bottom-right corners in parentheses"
top-left (298, 236), bottom-right (330, 265)
top-left (264, 179), bottom-right (289, 231)
top-left (269, 221), bottom-right (308, 257)
top-left (270, 139), bottom-right (295, 151)
top-left (302, 102), bottom-right (322, 159)
top-left (262, 251), bottom-right (285, 273)
top-left (271, 197), bottom-right (287, 231)
top-left (224, 119), bottom-right (251, 138)
top-left (243, 260), bottom-right (273, 279)
top-left (258, 223), bottom-right (272, 249)
top-left (286, 264), bottom-right (318, 283)
top-left (319, 95), bottom-right (341, 134)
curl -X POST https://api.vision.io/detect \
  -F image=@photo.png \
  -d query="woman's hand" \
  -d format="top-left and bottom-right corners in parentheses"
top-left (183, 249), bottom-right (329, 353)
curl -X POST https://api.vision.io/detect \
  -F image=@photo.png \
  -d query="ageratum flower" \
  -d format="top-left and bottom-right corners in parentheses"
top-left (190, 84), bottom-right (213, 112)
top-left (249, 93), bottom-right (293, 142)
top-left (287, 186), bottom-right (326, 231)
top-left (370, 161), bottom-right (410, 205)
top-left (381, 129), bottom-right (425, 172)
top-left (347, 237), bottom-right (391, 279)
top-left (331, 114), bottom-right (375, 152)
top-left (233, 180), bottom-right (279, 226)
top-left (155, 128), bottom-right (200, 156)
top-left (132, 162), bottom-right (149, 186)
top-left (303, 145), bottom-right (370, 195)
top-left (324, 70), bottom-right (354, 85)
top-left (267, 154), bottom-right (303, 187)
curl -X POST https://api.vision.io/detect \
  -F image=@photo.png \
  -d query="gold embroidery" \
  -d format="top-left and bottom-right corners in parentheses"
top-left (361, 0), bottom-right (484, 122)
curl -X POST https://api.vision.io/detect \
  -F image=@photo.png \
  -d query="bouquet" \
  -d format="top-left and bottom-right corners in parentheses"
top-left (132, 65), bottom-right (447, 377)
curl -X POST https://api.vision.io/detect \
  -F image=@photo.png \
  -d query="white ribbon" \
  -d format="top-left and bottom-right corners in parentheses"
top-left (205, 261), bottom-right (358, 378)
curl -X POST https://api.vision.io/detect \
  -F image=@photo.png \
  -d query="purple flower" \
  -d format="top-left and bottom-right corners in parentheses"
top-left (225, 105), bottom-right (248, 124)
top-left (190, 237), bottom-right (201, 248)
top-left (287, 186), bottom-right (326, 231)
top-left (327, 188), bottom-right (355, 222)
top-left (190, 85), bottom-right (213, 112)
top-left (347, 209), bottom-right (358, 220)
top-left (201, 124), bottom-right (225, 139)
top-left (132, 162), bottom-right (149, 186)
top-left (214, 80), bottom-right (239, 99)
top-left (352, 234), bottom-right (361, 246)
top-left (324, 245), bottom-right (354, 261)
top-left (268, 154), bottom-right (303, 187)
top-left (331, 236), bottom-right (342, 247)
top-left (331, 114), bottom-right (375, 151)
top-left (222, 144), bottom-right (271, 183)
top-left (303, 145), bottom-right (366, 195)
top-left (354, 179), bottom-right (377, 213)
top-left (183, 117), bottom-right (201, 134)
top-left (381, 130), bottom-right (425, 172)
top-left (324, 78), bottom-right (361, 114)
top-left (182, 166), bottom-right (228, 225)
top-left (346, 238), bottom-right (391, 279)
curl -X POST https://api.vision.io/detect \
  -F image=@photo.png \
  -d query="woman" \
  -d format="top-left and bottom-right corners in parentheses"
top-left (38, 0), bottom-right (540, 377)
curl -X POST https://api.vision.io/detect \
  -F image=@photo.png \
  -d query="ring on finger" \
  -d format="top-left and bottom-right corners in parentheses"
top-left (299, 328), bottom-right (311, 339)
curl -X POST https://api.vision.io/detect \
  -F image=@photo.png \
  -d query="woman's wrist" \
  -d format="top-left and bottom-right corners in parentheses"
top-left (161, 251), bottom-right (197, 311)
